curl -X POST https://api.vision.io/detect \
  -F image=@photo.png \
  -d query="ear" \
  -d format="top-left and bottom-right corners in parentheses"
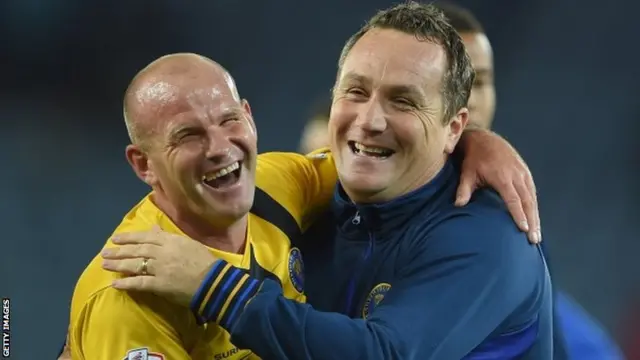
top-left (444, 107), bottom-right (469, 154)
top-left (125, 144), bottom-right (158, 186)
top-left (242, 99), bottom-right (257, 134)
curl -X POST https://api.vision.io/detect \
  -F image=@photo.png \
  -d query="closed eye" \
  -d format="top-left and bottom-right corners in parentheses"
top-left (392, 97), bottom-right (416, 109)
top-left (221, 117), bottom-right (241, 126)
top-left (345, 87), bottom-right (368, 101)
top-left (175, 128), bottom-right (203, 140)
top-left (394, 97), bottom-right (412, 105)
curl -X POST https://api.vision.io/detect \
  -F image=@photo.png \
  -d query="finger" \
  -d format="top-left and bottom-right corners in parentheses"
top-left (112, 230), bottom-right (164, 245)
top-left (101, 243), bottom-right (159, 259)
top-left (112, 275), bottom-right (158, 292)
top-left (102, 258), bottom-right (155, 275)
top-left (496, 184), bottom-right (530, 233)
top-left (525, 171), bottom-right (541, 233)
top-left (455, 171), bottom-right (477, 206)
top-left (516, 174), bottom-right (541, 244)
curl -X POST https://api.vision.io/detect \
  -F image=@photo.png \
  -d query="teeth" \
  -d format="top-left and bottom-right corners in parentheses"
top-left (203, 162), bottom-right (239, 182)
top-left (354, 142), bottom-right (389, 155)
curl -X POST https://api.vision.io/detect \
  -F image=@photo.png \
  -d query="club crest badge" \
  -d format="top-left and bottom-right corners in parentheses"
top-left (362, 283), bottom-right (391, 319)
top-left (288, 247), bottom-right (305, 293)
top-left (124, 348), bottom-right (164, 360)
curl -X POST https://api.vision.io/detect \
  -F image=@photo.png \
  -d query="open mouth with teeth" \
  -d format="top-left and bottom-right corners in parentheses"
top-left (348, 141), bottom-right (395, 159)
top-left (202, 161), bottom-right (242, 189)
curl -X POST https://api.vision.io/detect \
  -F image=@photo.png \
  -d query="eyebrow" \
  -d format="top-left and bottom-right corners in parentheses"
top-left (341, 71), bottom-right (425, 99)
top-left (341, 72), bottom-right (372, 87)
top-left (218, 107), bottom-right (243, 119)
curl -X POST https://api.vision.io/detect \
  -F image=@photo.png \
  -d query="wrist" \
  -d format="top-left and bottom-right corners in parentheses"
top-left (189, 259), bottom-right (261, 329)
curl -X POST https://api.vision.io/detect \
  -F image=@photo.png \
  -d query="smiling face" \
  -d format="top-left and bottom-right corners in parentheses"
top-left (125, 55), bottom-right (257, 227)
top-left (330, 28), bottom-right (468, 203)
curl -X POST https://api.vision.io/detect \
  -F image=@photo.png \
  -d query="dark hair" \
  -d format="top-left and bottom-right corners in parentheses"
top-left (434, 2), bottom-right (484, 33)
top-left (337, 1), bottom-right (475, 123)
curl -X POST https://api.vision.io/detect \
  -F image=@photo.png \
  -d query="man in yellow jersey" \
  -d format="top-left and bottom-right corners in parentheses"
top-left (66, 53), bottom-right (336, 360)
top-left (63, 52), bottom-right (537, 360)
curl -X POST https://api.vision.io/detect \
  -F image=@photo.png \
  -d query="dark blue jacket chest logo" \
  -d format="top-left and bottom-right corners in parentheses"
top-left (362, 283), bottom-right (392, 319)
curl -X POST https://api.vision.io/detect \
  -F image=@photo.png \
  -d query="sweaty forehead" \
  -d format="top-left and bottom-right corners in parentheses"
top-left (132, 70), bottom-right (241, 127)
top-left (341, 28), bottom-right (447, 92)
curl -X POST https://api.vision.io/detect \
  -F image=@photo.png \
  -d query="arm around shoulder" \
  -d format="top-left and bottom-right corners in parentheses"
top-left (70, 287), bottom-right (193, 360)
top-left (201, 212), bottom-right (548, 359)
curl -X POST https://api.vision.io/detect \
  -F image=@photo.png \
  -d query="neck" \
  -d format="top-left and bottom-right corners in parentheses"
top-left (151, 193), bottom-right (247, 254)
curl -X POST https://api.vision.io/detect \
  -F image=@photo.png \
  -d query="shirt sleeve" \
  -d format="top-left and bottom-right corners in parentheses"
top-left (191, 213), bottom-right (548, 360)
top-left (255, 149), bottom-right (337, 230)
top-left (70, 287), bottom-right (193, 360)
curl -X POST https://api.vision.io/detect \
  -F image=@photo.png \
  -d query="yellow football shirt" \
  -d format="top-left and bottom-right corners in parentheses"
top-left (69, 149), bottom-right (336, 360)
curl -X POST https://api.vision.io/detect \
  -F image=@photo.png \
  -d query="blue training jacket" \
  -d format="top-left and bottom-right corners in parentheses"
top-left (191, 159), bottom-right (554, 359)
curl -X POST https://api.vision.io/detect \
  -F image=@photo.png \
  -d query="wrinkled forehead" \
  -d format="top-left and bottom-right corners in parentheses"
top-left (135, 73), bottom-right (241, 126)
top-left (340, 29), bottom-right (448, 93)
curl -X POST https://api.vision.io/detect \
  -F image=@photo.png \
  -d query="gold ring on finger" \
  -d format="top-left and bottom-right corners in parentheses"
top-left (139, 258), bottom-right (149, 276)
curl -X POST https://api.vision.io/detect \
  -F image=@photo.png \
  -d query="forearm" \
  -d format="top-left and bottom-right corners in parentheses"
top-left (233, 280), bottom-right (402, 360)
top-left (190, 261), bottom-right (401, 360)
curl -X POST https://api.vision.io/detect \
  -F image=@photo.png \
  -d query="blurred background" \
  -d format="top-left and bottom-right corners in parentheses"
top-left (1, 0), bottom-right (638, 358)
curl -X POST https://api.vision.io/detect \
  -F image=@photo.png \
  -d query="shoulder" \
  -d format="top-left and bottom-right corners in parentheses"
top-left (71, 250), bottom-right (187, 329)
top-left (253, 149), bottom-right (336, 225)
top-left (257, 151), bottom-right (305, 168)
top-left (256, 149), bottom-right (334, 181)
top-left (69, 285), bottom-right (194, 359)
top-left (256, 148), bottom-right (332, 172)
top-left (71, 199), bottom-right (171, 327)
top-left (72, 281), bottom-right (192, 335)
top-left (438, 189), bottom-right (522, 242)
top-left (411, 188), bottom-right (535, 270)
top-left (71, 253), bottom-right (117, 316)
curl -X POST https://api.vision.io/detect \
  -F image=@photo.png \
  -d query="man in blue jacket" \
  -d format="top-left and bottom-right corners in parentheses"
top-left (100, 2), bottom-right (552, 359)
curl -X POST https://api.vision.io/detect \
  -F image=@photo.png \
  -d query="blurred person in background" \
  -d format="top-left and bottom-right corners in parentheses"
top-left (436, 2), bottom-right (625, 359)
top-left (299, 99), bottom-right (331, 154)
top-left (98, 3), bottom-right (552, 358)
top-left (59, 50), bottom-right (540, 359)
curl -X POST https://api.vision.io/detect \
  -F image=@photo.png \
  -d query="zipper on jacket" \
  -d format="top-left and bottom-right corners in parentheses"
top-left (343, 211), bottom-right (375, 317)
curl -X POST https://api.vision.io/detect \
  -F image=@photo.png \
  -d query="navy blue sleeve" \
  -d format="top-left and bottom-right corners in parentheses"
top-left (193, 210), bottom-right (547, 359)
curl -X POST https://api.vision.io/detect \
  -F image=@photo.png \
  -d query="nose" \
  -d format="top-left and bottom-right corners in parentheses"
top-left (204, 126), bottom-right (234, 162)
top-left (355, 97), bottom-right (387, 133)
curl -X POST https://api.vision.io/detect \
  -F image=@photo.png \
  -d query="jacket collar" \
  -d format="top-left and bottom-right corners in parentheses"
top-left (331, 159), bottom-right (456, 240)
